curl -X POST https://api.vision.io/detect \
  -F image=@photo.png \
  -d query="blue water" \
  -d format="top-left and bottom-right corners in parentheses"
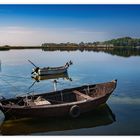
top-left (0, 49), bottom-right (140, 135)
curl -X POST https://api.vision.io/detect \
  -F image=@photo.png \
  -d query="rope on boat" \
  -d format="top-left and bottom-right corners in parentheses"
top-left (28, 80), bottom-right (37, 90)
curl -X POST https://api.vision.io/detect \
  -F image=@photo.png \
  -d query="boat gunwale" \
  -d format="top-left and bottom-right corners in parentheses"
top-left (40, 65), bottom-right (68, 71)
top-left (0, 80), bottom-right (117, 109)
top-left (1, 91), bottom-right (114, 109)
top-left (31, 79), bottom-right (117, 97)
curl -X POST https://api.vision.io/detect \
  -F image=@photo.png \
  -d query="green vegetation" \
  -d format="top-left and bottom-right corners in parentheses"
top-left (1, 37), bottom-right (140, 57)
top-left (0, 45), bottom-right (10, 50)
top-left (103, 37), bottom-right (140, 47)
top-left (41, 37), bottom-right (140, 57)
top-left (42, 37), bottom-right (140, 48)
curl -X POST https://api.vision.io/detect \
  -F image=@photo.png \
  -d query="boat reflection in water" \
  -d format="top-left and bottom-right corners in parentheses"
top-left (0, 104), bottom-right (116, 135)
top-left (29, 72), bottom-right (72, 90)
top-left (31, 72), bottom-right (72, 82)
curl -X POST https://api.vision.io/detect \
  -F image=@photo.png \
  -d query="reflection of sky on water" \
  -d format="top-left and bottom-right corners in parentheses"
top-left (0, 49), bottom-right (140, 100)
top-left (109, 96), bottom-right (140, 105)
top-left (0, 49), bottom-right (140, 135)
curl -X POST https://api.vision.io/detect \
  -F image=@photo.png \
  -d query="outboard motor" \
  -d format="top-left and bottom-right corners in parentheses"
top-left (35, 67), bottom-right (40, 73)
top-left (69, 60), bottom-right (73, 65)
top-left (32, 67), bottom-right (40, 75)
top-left (65, 62), bottom-right (69, 67)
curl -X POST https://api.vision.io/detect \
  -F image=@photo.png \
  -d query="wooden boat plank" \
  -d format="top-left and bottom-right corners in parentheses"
top-left (73, 90), bottom-right (93, 100)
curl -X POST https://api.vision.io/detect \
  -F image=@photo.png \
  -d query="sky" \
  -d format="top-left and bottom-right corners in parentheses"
top-left (0, 5), bottom-right (140, 46)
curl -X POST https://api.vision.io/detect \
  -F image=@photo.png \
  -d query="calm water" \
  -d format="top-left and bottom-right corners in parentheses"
top-left (0, 49), bottom-right (140, 135)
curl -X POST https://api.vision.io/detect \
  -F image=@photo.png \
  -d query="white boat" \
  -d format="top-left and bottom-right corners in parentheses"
top-left (29, 60), bottom-right (73, 76)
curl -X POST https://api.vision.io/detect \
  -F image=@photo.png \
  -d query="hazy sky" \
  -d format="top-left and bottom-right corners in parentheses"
top-left (0, 5), bottom-right (140, 46)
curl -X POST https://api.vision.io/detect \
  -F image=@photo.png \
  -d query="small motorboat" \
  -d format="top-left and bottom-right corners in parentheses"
top-left (28, 60), bottom-right (73, 76)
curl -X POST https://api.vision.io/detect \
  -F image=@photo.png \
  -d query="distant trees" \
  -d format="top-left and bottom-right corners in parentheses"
top-left (41, 43), bottom-right (48, 47)
top-left (0, 45), bottom-right (10, 50)
top-left (41, 37), bottom-right (140, 48)
top-left (103, 37), bottom-right (140, 47)
top-left (3, 45), bottom-right (10, 47)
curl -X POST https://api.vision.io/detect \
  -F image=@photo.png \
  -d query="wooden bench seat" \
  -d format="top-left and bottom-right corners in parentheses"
top-left (73, 90), bottom-right (93, 100)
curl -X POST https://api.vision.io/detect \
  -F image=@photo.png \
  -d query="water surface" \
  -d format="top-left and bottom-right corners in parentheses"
top-left (0, 49), bottom-right (140, 135)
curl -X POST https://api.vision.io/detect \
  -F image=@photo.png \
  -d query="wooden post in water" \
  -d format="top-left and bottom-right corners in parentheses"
top-left (53, 80), bottom-right (57, 91)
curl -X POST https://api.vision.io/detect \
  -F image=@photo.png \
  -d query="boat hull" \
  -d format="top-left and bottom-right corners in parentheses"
top-left (1, 93), bottom-right (111, 118)
top-left (32, 62), bottom-right (71, 76)
top-left (0, 104), bottom-right (115, 135)
top-left (38, 68), bottom-right (68, 76)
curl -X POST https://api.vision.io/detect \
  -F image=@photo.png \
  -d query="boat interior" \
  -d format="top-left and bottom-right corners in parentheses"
top-left (0, 82), bottom-right (115, 107)
top-left (41, 65), bottom-right (66, 71)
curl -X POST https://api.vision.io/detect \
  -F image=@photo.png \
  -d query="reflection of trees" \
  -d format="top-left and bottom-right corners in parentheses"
top-left (42, 47), bottom-right (84, 52)
top-left (103, 47), bottom-right (140, 57)
top-left (42, 47), bottom-right (140, 57)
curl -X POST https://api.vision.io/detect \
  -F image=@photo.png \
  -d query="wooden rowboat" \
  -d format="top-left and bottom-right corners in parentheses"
top-left (0, 79), bottom-right (117, 119)
top-left (30, 60), bottom-right (73, 76)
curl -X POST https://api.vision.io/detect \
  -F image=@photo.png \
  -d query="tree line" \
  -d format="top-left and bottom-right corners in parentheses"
top-left (42, 37), bottom-right (140, 47)
top-left (103, 37), bottom-right (140, 47)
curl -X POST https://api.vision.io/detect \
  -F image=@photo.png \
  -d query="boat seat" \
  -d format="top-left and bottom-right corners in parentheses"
top-left (73, 90), bottom-right (93, 100)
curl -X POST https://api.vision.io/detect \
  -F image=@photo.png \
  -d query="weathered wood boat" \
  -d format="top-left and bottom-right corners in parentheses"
top-left (0, 79), bottom-right (117, 119)
top-left (0, 104), bottom-right (115, 135)
top-left (29, 60), bottom-right (73, 76)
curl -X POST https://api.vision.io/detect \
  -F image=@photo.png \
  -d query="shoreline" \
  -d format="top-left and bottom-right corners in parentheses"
top-left (0, 46), bottom-right (42, 50)
top-left (1, 37), bottom-right (140, 51)
top-left (0, 45), bottom-right (114, 51)
top-left (0, 45), bottom-right (137, 51)
top-left (0, 45), bottom-right (140, 58)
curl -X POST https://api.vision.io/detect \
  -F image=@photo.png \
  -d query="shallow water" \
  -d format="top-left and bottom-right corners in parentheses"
top-left (0, 49), bottom-right (140, 135)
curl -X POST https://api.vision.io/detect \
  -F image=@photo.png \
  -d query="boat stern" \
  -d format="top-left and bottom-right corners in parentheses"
top-left (32, 67), bottom-right (40, 75)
